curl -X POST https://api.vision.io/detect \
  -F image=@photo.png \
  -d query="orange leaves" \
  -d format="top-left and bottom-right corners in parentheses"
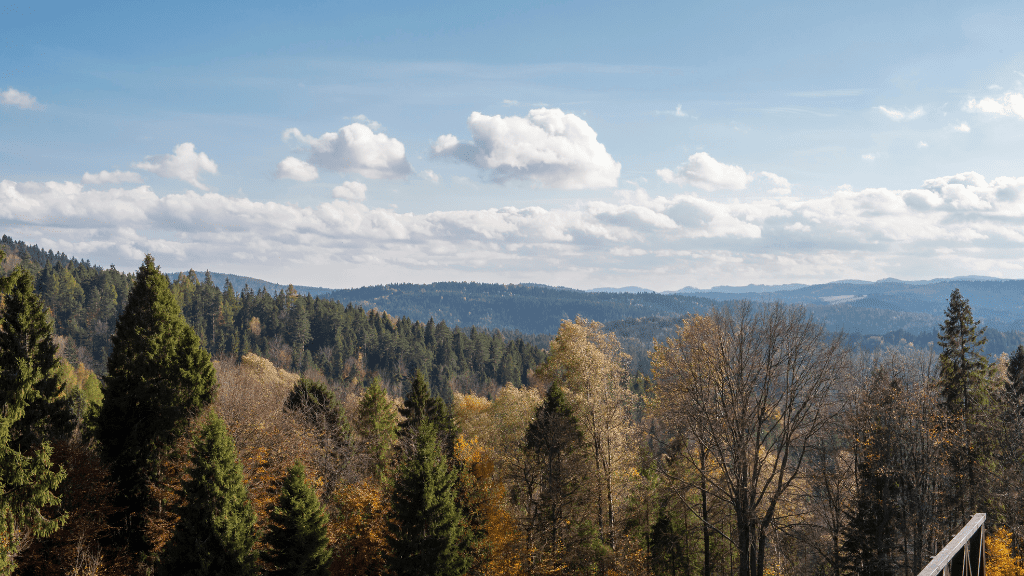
top-left (987, 526), bottom-right (1024, 576)
top-left (328, 481), bottom-right (391, 576)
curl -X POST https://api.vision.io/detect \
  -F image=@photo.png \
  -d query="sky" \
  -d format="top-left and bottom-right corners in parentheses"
top-left (3, 0), bottom-right (1024, 291)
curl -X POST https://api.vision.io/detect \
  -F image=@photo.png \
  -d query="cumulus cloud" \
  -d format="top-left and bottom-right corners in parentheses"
top-left (283, 123), bottom-right (412, 180)
top-left (276, 157), bottom-right (319, 182)
top-left (333, 181), bottom-right (367, 201)
top-left (82, 170), bottom-right (142, 185)
top-left (1, 88), bottom-right (44, 110)
top-left (954, 122), bottom-right (971, 132)
top-left (918, 141), bottom-right (929, 148)
top-left (967, 93), bottom-right (1024, 119)
top-left (657, 152), bottom-right (753, 191)
top-left (862, 153), bottom-right (876, 161)
top-left (431, 108), bottom-right (621, 189)
top-left (421, 170), bottom-right (440, 184)
top-left (133, 143), bottom-right (218, 190)
top-left (876, 106), bottom-right (925, 121)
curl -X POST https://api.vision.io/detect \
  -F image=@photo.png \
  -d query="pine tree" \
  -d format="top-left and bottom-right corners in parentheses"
top-left (356, 377), bottom-right (398, 481)
top-left (1008, 345), bottom-right (1024, 399)
top-left (399, 372), bottom-right (456, 449)
top-left (0, 267), bottom-right (68, 575)
top-left (157, 413), bottom-right (257, 576)
top-left (388, 420), bottom-right (472, 576)
top-left (94, 255), bottom-right (217, 553)
top-left (262, 461), bottom-right (332, 576)
top-left (0, 267), bottom-right (74, 450)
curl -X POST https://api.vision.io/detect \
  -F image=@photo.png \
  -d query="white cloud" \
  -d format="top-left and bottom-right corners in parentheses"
top-left (917, 141), bottom-right (929, 148)
top-left (8, 166), bottom-right (1024, 290)
top-left (347, 114), bottom-right (382, 132)
top-left (332, 181), bottom-right (367, 201)
top-left (657, 152), bottom-right (753, 191)
top-left (1, 88), bottom-right (44, 110)
top-left (421, 170), bottom-right (440, 184)
top-left (862, 153), bottom-right (876, 161)
top-left (432, 108), bottom-right (621, 189)
top-left (276, 157), bottom-right (319, 182)
top-left (283, 123), bottom-right (412, 180)
top-left (133, 143), bottom-right (218, 190)
top-left (954, 122), bottom-right (971, 132)
top-left (82, 170), bottom-right (142, 185)
top-left (967, 93), bottom-right (1024, 119)
top-left (876, 106), bottom-right (925, 121)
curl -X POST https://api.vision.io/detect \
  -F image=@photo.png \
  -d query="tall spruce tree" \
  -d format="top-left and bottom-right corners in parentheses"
top-left (0, 267), bottom-right (74, 450)
top-left (388, 420), bottom-right (472, 576)
top-left (0, 266), bottom-right (68, 575)
top-left (157, 413), bottom-right (257, 576)
top-left (1007, 345), bottom-right (1024, 399)
top-left (356, 376), bottom-right (398, 481)
top-left (262, 461), bottom-right (332, 576)
top-left (937, 288), bottom-right (994, 520)
top-left (399, 372), bottom-right (457, 450)
top-left (94, 255), bottom-right (217, 553)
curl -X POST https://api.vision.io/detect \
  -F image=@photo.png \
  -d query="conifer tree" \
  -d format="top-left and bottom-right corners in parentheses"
top-left (262, 461), bottom-right (332, 576)
top-left (388, 420), bottom-right (472, 576)
top-left (356, 376), bottom-right (398, 481)
top-left (937, 288), bottom-right (995, 521)
top-left (399, 372), bottom-right (457, 449)
top-left (157, 413), bottom-right (257, 576)
top-left (1008, 345), bottom-right (1024, 399)
top-left (94, 255), bottom-right (217, 553)
top-left (0, 266), bottom-right (68, 575)
top-left (0, 267), bottom-right (74, 450)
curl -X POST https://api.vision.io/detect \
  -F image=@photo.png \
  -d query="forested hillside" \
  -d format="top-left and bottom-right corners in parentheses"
top-left (0, 235), bottom-right (544, 398)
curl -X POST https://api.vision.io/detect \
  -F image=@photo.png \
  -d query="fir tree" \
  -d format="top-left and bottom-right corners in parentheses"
top-left (262, 461), bottom-right (332, 576)
top-left (356, 376), bottom-right (398, 481)
top-left (94, 255), bottom-right (217, 553)
top-left (388, 420), bottom-right (472, 576)
top-left (1008, 345), bottom-right (1024, 399)
top-left (399, 371), bottom-right (456, 448)
top-left (0, 266), bottom-right (68, 575)
top-left (0, 267), bottom-right (74, 450)
top-left (157, 413), bottom-right (257, 576)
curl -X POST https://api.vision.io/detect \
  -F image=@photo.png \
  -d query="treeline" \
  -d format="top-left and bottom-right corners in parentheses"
top-left (0, 236), bottom-right (544, 398)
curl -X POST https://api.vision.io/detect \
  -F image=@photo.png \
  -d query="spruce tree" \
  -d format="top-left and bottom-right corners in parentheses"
top-left (1008, 345), bottom-right (1024, 399)
top-left (262, 461), bottom-right (332, 576)
top-left (94, 255), bottom-right (217, 553)
top-left (0, 267), bottom-right (74, 450)
top-left (157, 413), bottom-right (257, 576)
top-left (937, 288), bottom-right (994, 521)
top-left (356, 376), bottom-right (398, 481)
top-left (399, 371), bottom-right (456, 448)
top-left (0, 266), bottom-right (68, 575)
top-left (388, 420), bottom-right (472, 576)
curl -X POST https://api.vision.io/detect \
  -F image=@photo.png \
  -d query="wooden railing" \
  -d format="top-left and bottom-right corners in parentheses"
top-left (917, 513), bottom-right (986, 576)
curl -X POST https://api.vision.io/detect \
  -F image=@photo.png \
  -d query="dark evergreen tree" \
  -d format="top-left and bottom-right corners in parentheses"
top-left (285, 378), bottom-right (351, 442)
top-left (262, 461), bottom-right (332, 576)
top-left (388, 420), bottom-right (472, 576)
top-left (399, 371), bottom-right (456, 448)
top-left (524, 382), bottom-right (586, 561)
top-left (0, 264), bottom-right (68, 575)
top-left (94, 255), bottom-right (217, 554)
top-left (157, 413), bottom-right (257, 576)
top-left (0, 268), bottom-right (74, 450)
top-left (936, 288), bottom-right (995, 520)
top-left (1008, 345), bottom-right (1024, 399)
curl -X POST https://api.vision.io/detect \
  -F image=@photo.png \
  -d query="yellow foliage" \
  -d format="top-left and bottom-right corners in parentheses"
top-left (988, 526), bottom-right (1024, 576)
top-left (329, 481), bottom-right (391, 576)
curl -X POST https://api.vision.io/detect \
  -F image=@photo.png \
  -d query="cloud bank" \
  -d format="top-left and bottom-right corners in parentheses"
top-left (5, 167), bottom-right (1024, 288)
top-left (133, 143), bottom-right (218, 190)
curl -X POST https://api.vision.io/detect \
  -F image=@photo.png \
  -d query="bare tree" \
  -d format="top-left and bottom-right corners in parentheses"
top-left (651, 302), bottom-right (848, 576)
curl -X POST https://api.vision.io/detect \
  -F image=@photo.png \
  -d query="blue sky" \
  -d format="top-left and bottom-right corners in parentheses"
top-left (3, 0), bottom-right (1024, 290)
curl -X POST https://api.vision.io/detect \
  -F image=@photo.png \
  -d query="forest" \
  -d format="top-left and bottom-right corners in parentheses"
top-left (4, 240), bottom-right (1024, 575)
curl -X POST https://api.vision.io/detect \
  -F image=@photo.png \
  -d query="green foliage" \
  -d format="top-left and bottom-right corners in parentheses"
top-left (158, 413), bottom-right (257, 576)
top-left (0, 268), bottom-right (74, 450)
top-left (388, 421), bottom-right (473, 576)
top-left (399, 372), bottom-right (457, 450)
top-left (938, 288), bottom-right (991, 416)
top-left (0, 265), bottom-right (68, 575)
top-left (262, 461), bottom-right (332, 576)
top-left (1008, 345), bottom-right (1024, 398)
top-left (94, 255), bottom-right (217, 553)
top-left (357, 377), bottom-right (398, 481)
